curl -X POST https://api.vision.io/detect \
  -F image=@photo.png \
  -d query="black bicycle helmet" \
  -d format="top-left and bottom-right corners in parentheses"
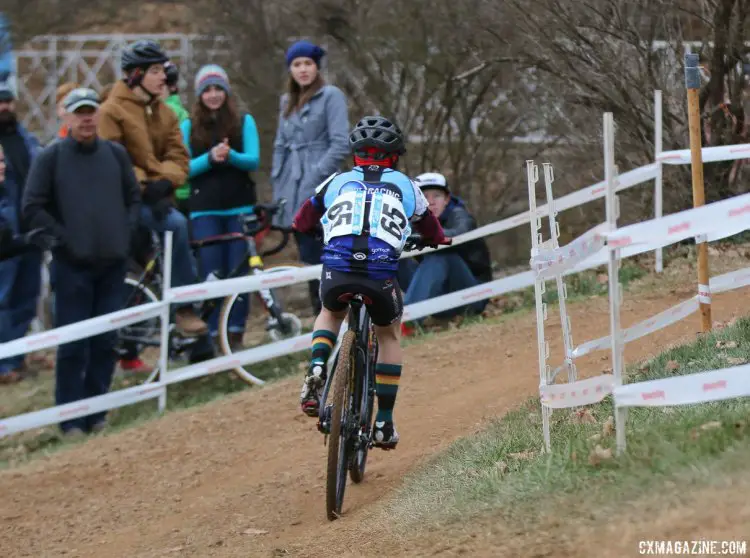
top-left (349, 115), bottom-right (406, 155)
top-left (121, 40), bottom-right (169, 72)
top-left (164, 61), bottom-right (179, 87)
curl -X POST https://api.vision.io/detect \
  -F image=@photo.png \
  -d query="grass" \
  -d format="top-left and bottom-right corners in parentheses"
top-left (382, 315), bottom-right (750, 532)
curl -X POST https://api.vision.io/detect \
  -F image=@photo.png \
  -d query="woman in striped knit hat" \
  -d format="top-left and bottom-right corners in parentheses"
top-left (180, 64), bottom-right (260, 351)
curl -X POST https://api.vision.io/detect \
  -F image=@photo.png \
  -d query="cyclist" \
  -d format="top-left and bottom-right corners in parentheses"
top-left (292, 115), bottom-right (447, 449)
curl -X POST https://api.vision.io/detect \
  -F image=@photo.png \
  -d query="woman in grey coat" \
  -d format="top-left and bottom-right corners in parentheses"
top-left (271, 40), bottom-right (349, 313)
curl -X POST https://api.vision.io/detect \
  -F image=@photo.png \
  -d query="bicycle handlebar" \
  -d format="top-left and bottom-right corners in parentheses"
top-left (403, 233), bottom-right (452, 252)
top-left (238, 199), bottom-right (293, 258)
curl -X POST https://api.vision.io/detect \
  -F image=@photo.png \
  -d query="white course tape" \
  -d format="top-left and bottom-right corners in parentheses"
top-left (614, 364), bottom-right (750, 408)
top-left (0, 383), bottom-right (165, 437)
top-left (0, 301), bottom-right (164, 360)
top-left (605, 191), bottom-right (750, 249)
top-left (711, 266), bottom-right (750, 293)
top-left (572, 297), bottom-right (699, 359)
top-left (657, 143), bottom-right (750, 165)
top-left (540, 374), bottom-right (615, 409)
top-left (531, 223), bottom-right (608, 279)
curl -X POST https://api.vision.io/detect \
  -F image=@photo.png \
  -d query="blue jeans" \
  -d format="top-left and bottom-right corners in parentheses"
top-left (0, 250), bottom-right (42, 374)
top-left (139, 206), bottom-right (198, 289)
top-left (191, 215), bottom-right (249, 336)
top-left (403, 252), bottom-right (487, 321)
top-left (53, 258), bottom-right (126, 433)
top-left (397, 258), bottom-right (419, 292)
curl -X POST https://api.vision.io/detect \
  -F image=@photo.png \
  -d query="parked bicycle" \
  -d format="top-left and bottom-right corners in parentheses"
top-left (317, 232), bottom-right (452, 521)
top-left (116, 199), bottom-right (305, 385)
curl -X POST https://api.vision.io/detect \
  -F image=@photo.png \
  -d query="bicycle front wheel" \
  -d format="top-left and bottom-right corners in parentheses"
top-left (217, 264), bottom-right (306, 386)
top-left (326, 329), bottom-right (356, 521)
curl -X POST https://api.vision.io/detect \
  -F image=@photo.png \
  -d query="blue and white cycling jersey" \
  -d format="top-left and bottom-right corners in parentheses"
top-left (311, 165), bottom-right (429, 279)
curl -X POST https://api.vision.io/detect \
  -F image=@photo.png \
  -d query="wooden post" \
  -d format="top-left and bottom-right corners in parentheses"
top-left (685, 53), bottom-right (712, 332)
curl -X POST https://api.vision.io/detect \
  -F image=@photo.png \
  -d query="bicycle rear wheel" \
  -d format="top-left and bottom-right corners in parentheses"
top-left (326, 329), bottom-right (356, 521)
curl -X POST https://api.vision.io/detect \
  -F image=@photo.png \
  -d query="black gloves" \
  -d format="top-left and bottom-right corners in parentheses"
top-left (142, 179), bottom-right (174, 205)
top-left (25, 228), bottom-right (60, 251)
top-left (142, 179), bottom-right (174, 222)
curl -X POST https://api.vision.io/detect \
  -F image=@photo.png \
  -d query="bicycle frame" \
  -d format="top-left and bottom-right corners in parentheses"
top-left (318, 296), bottom-right (377, 442)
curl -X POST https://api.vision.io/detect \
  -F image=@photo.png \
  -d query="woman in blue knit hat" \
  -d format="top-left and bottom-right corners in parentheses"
top-left (271, 39), bottom-right (350, 313)
top-left (180, 64), bottom-right (260, 351)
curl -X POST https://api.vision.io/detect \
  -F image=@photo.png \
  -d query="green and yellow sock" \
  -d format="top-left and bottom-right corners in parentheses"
top-left (311, 329), bottom-right (337, 365)
top-left (375, 363), bottom-right (402, 423)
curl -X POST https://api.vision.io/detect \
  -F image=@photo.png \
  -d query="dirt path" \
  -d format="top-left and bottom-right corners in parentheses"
top-left (1, 282), bottom-right (747, 558)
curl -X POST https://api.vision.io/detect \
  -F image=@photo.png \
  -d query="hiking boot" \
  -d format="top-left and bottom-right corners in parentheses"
top-left (174, 308), bottom-right (208, 337)
top-left (372, 420), bottom-right (399, 450)
top-left (299, 360), bottom-right (326, 417)
top-left (119, 358), bottom-right (153, 375)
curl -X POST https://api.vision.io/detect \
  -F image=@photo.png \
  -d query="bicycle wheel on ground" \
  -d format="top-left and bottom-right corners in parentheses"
top-left (217, 264), bottom-right (306, 386)
top-left (326, 329), bottom-right (356, 521)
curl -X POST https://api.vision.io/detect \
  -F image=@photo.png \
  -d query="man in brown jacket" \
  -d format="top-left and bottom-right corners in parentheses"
top-left (98, 40), bottom-right (208, 373)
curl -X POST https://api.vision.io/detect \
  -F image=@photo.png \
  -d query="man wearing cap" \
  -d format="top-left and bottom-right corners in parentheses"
top-left (402, 172), bottom-right (492, 335)
top-left (22, 88), bottom-right (141, 436)
top-left (0, 79), bottom-right (43, 383)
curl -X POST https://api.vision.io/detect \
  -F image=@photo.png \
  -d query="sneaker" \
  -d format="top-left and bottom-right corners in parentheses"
top-left (228, 332), bottom-right (244, 353)
top-left (62, 427), bottom-right (87, 440)
top-left (372, 420), bottom-right (399, 449)
top-left (89, 421), bottom-right (107, 435)
top-left (119, 358), bottom-right (153, 375)
top-left (299, 361), bottom-right (326, 417)
top-left (174, 308), bottom-right (209, 337)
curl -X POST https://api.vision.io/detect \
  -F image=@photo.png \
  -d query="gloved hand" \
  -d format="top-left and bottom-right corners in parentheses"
top-left (142, 179), bottom-right (174, 206)
top-left (150, 197), bottom-right (173, 222)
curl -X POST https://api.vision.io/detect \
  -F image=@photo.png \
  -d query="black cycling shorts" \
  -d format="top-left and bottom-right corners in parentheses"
top-left (319, 267), bottom-right (403, 327)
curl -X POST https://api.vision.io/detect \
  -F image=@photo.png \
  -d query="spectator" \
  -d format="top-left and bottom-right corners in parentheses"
top-left (271, 40), bottom-right (349, 313)
top-left (0, 145), bottom-right (56, 263)
top-left (0, 79), bottom-right (42, 384)
top-left (162, 61), bottom-right (191, 216)
top-left (401, 172), bottom-right (492, 336)
top-left (182, 64), bottom-right (260, 351)
top-left (55, 82), bottom-right (79, 139)
top-left (98, 40), bottom-right (208, 374)
top-left (22, 88), bottom-right (140, 436)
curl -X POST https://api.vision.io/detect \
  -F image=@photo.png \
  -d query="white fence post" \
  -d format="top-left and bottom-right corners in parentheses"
top-left (654, 89), bottom-right (664, 273)
top-left (527, 160), bottom-right (552, 452)
top-left (157, 231), bottom-right (174, 413)
top-left (542, 163), bottom-right (577, 383)
top-left (604, 113), bottom-right (627, 454)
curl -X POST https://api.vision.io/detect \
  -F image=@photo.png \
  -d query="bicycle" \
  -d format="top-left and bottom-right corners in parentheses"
top-left (316, 232), bottom-right (452, 521)
top-left (116, 199), bottom-right (306, 385)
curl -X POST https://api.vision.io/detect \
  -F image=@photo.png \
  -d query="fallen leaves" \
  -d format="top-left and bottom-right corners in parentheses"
top-left (588, 445), bottom-right (613, 466)
top-left (570, 408), bottom-right (597, 424)
top-left (602, 416), bottom-right (615, 437)
top-left (725, 356), bottom-right (747, 366)
top-left (508, 450), bottom-right (536, 461)
top-left (666, 360), bottom-right (679, 372)
top-left (716, 340), bottom-right (739, 349)
top-left (494, 460), bottom-right (509, 474)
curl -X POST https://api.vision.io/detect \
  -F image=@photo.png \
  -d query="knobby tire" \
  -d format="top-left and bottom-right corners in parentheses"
top-left (326, 330), bottom-right (356, 521)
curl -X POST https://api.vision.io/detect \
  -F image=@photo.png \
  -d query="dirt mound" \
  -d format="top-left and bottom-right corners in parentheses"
top-left (1, 283), bottom-right (747, 557)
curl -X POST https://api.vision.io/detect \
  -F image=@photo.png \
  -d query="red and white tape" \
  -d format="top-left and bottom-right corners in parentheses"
top-left (614, 364), bottom-right (750, 408)
top-left (657, 143), bottom-right (750, 165)
top-left (540, 374), bottom-right (615, 409)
